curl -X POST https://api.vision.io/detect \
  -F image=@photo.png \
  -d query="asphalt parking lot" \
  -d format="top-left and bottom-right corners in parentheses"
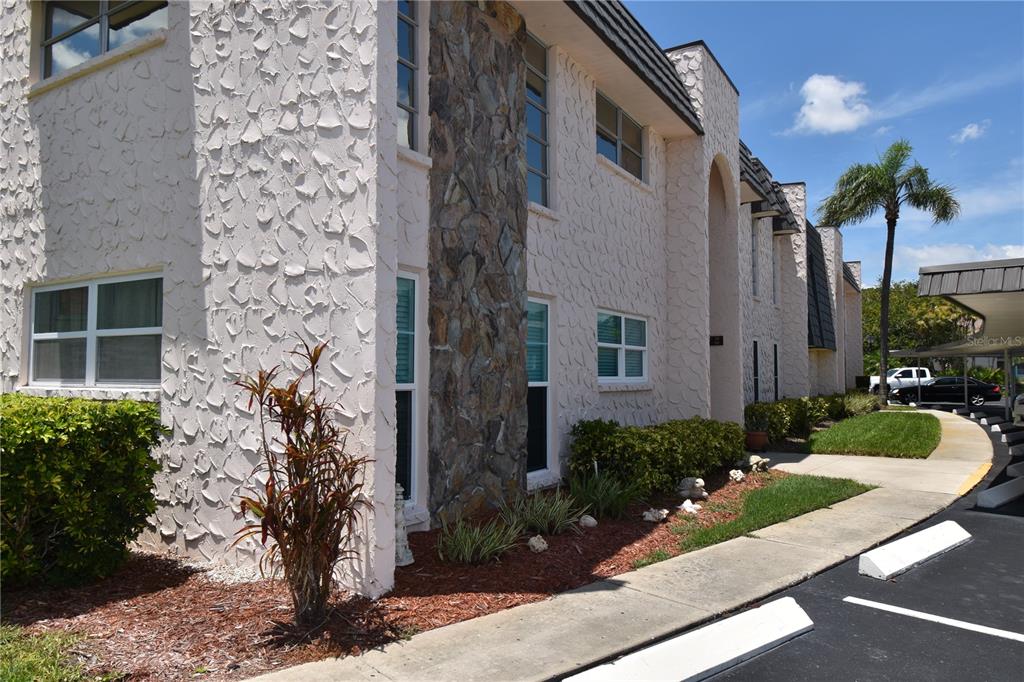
top-left (712, 421), bottom-right (1024, 681)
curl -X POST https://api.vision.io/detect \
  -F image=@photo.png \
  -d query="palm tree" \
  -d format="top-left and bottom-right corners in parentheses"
top-left (818, 140), bottom-right (960, 402)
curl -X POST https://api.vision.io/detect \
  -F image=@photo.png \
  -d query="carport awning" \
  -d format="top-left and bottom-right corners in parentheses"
top-left (891, 337), bottom-right (1024, 359)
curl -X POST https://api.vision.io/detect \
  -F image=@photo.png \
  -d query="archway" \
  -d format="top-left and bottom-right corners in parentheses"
top-left (707, 158), bottom-right (743, 423)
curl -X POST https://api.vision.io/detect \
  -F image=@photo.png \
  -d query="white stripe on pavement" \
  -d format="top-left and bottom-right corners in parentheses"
top-left (843, 596), bottom-right (1024, 643)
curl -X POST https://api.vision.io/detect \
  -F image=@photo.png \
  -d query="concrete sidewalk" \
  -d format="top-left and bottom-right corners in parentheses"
top-left (253, 411), bottom-right (993, 682)
top-left (768, 409), bottom-right (992, 496)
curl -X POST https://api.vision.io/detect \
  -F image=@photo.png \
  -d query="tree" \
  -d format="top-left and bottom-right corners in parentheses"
top-left (861, 280), bottom-right (977, 375)
top-left (818, 140), bottom-right (960, 400)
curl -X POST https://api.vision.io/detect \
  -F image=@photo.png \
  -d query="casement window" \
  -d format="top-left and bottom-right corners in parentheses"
top-left (597, 311), bottom-right (647, 382)
top-left (753, 340), bottom-right (760, 399)
top-left (397, 1), bottom-right (418, 149)
top-left (773, 343), bottom-right (779, 401)
top-left (751, 219), bottom-right (760, 298)
top-left (596, 92), bottom-right (643, 180)
top-left (526, 299), bottom-right (550, 473)
top-left (524, 34), bottom-right (550, 207)
top-left (30, 274), bottom-right (162, 386)
top-left (395, 275), bottom-right (418, 500)
top-left (394, 276), bottom-right (416, 500)
top-left (41, 1), bottom-right (168, 79)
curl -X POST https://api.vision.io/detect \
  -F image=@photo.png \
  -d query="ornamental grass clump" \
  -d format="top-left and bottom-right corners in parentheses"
top-left (568, 468), bottom-right (642, 520)
top-left (499, 489), bottom-right (588, 536)
top-left (435, 517), bottom-right (522, 565)
top-left (234, 341), bottom-right (369, 626)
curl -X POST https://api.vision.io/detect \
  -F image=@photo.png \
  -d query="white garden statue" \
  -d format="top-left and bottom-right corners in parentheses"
top-left (395, 484), bottom-right (414, 567)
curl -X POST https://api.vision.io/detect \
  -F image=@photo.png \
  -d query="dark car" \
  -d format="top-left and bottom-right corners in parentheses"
top-left (889, 376), bottom-right (1002, 406)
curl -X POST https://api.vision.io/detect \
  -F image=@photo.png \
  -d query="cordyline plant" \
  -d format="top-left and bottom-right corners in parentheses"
top-left (234, 340), bottom-right (369, 626)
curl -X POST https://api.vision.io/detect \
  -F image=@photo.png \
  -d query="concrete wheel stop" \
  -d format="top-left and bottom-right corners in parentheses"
top-left (858, 520), bottom-right (971, 580)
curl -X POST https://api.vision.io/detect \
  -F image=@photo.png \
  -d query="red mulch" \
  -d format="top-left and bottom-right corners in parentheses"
top-left (2, 470), bottom-right (782, 681)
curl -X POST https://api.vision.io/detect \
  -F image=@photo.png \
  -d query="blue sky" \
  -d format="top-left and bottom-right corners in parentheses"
top-left (626, 1), bottom-right (1024, 286)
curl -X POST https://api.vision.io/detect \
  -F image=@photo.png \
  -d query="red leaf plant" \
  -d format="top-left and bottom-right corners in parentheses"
top-left (234, 340), bottom-right (370, 626)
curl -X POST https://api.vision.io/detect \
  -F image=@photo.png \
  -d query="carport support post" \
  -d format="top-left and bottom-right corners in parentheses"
top-left (917, 355), bottom-right (922, 405)
top-left (963, 356), bottom-right (969, 407)
top-left (1004, 349), bottom-right (1011, 421)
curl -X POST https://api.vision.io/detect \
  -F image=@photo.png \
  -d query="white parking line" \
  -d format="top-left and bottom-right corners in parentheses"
top-left (843, 596), bottom-right (1024, 643)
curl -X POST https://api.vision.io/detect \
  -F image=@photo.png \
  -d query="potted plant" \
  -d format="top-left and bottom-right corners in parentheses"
top-left (743, 404), bottom-right (771, 452)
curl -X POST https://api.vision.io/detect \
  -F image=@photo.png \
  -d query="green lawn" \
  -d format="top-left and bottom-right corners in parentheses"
top-left (677, 474), bottom-right (873, 551)
top-left (0, 625), bottom-right (100, 682)
top-left (809, 411), bottom-right (941, 458)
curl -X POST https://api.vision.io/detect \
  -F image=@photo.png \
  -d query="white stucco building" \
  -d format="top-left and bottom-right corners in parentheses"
top-left (1, 0), bottom-right (862, 596)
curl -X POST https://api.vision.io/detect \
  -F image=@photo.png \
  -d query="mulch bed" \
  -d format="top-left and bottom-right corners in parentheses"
top-left (2, 470), bottom-right (781, 681)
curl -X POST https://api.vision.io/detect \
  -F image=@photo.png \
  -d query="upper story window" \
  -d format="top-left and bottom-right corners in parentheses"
top-left (597, 311), bottom-right (647, 383)
top-left (42, 1), bottom-right (168, 79)
top-left (751, 218), bottom-right (760, 298)
top-left (596, 92), bottom-right (643, 180)
top-left (524, 34), bottom-right (549, 207)
top-left (30, 274), bottom-right (163, 386)
top-left (397, 0), bottom-right (417, 149)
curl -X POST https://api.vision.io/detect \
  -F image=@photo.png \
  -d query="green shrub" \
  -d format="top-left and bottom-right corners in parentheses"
top-left (743, 402), bottom-right (790, 443)
top-left (436, 517), bottom-right (521, 564)
top-left (0, 394), bottom-right (164, 587)
top-left (568, 417), bottom-right (744, 495)
top-left (500, 489), bottom-right (587, 536)
top-left (843, 392), bottom-right (880, 417)
top-left (776, 397), bottom-right (827, 438)
top-left (568, 469), bottom-right (643, 520)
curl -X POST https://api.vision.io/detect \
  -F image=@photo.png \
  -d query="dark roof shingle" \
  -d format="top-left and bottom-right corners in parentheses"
top-left (565, 1), bottom-right (703, 135)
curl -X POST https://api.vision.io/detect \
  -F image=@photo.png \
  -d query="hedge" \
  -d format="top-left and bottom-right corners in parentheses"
top-left (568, 416), bottom-right (745, 495)
top-left (1, 394), bottom-right (165, 586)
top-left (744, 392), bottom-right (879, 442)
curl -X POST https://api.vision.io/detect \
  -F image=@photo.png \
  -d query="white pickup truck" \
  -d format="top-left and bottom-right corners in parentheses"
top-left (869, 367), bottom-right (932, 394)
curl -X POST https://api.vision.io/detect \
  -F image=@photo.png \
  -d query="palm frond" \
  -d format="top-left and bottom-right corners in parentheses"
top-left (816, 162), bottom-right (887, 226)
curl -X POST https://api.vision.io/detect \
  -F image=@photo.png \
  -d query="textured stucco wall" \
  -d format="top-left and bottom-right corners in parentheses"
top-left (525, 44), bottom-right (674, 473)
top-left (666, 44), bottom-right (743, 425)
top-left (740, 208), bottom-right (783, 404)
top-left (778, 183), bottom-right (809, 398)
top-left (813, 226), bottom-right (841, 395)
top-left (844, 261), bottom-right (864, 388)
top-left (0, 1), bottom-right (399, 597)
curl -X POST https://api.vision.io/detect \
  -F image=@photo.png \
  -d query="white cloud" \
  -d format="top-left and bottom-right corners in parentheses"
top-left (787, 66), bottom-right (1021, 136)
top-left (950, 120), bottom-right (990, 144)
top-left (894, 243), bottom-right (1024, 273)
top-left (51, 42), bottom-right (91, 73)
top-left (789, 74), bottom-right (872, 134)
top-left (898, 177), bottom-right (1024, 231)
top-left (873, 126), bottom-right (893, 136)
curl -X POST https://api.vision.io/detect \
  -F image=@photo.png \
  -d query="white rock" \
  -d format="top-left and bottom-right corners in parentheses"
top-left (678, 499), bottom-right (702, 515)
top-left (528, 535), bottom-right (548, 553)
top-left (746, 455), bottom-right (771, 472)
top-left (643, 508), bottom-right (670, 523)
top-left (580, 514), bottom-right (598, 528)
top-left (729, 469), bottom-right (746, 483)
top-left (677, 476), bottom-right (708, 500)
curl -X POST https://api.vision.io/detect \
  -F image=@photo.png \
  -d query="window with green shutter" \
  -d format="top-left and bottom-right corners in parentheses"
top-left (527, 299), bottom-right (550, 473)
top-left (596, 311), bottom-right (647, 382)
top-left (395, 275), bottom-right (417, 500)
top-left (396, 276), bottom-right (415, 385)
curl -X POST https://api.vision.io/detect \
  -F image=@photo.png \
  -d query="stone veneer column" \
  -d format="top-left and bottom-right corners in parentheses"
top-left (427, 1), bottom-right (528, 520)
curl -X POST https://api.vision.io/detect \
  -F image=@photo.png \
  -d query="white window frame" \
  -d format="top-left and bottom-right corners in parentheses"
top-left (396, 271), bottom-right (420, 506)
top-left (527, 297), bottom-right (556, 485)
top-left (525, 33), bottom-right (551, 208)
top-left (29, 272), bottom-right (163, 388)
top-left (596, 310), bottom-right (648, 384)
